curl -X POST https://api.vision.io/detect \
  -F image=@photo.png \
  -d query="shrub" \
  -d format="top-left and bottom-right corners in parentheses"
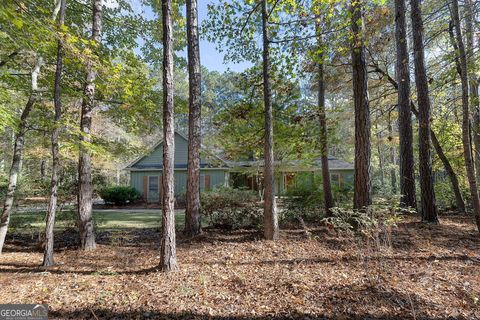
top-left (201, 187), bottom-right (262, 230)
top-left (100, 185), bottom-right (140, 206)
top-left (323, 204), bottom-right (404, 239)
top-left (281, 173), bottom-right (325, 224)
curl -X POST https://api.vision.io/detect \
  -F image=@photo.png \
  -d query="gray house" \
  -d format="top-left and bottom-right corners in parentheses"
top-left (125, 132), bottom-right (354, 203)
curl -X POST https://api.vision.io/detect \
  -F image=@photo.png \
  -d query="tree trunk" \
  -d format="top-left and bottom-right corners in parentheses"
top-left (43, 0), bottom-right (66, 267)
top-left (451, 0), bottom-right (480, 233)
top-left (429, 124), bottom-right (466, 212)
top-left (350, 0), bottom-right (372, 210)
top-left (0, 95), bottom-right (35, 254)
top-left (371, 63), bottom-right (466, 212)
top-left (395, 0), bottom-right (416, 208)
top-left (387, 112), bottom-right (397, 194)
top-left (78, 0), bottom-right (103, 250)
top-left (376, 126), bottom-right (385, 189)
top-left (410, 0), bottom-right (438, 222)
top-left (316, 23), bottom-right (334, 216)
top-left (465, 0), bottom-right (480, 184)
top-left (160, 0), bottom-right (178, 271)
top-left (262, 0), bottom-right (278, 240)
top-left (185, 0), bottom-right (202, 237)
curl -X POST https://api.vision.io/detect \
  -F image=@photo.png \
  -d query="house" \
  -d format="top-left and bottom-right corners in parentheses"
top-left (125, 132), bottom-right (354, 203)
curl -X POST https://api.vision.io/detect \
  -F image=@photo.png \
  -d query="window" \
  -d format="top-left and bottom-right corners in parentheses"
top-left (330, 173), bottom-right (341, 187)
top-left (147, 175), bottom-right (160, 203)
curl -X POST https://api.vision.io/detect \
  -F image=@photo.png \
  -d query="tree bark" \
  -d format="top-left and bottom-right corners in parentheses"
top-left (185, 0), bottom-right (202, 237)
top-left (387, 113), bottom-right (397, 194)
top-left (262, 0), bottom-right (278, 240)
top-left (451, 0), bottom-right (480, 233)
top-left (43, 0), bottom-right (66, 267)
top-left (395, 0), bottom-right (416, 208)
top-left (78, 0), bottom-right (103, 250)
top-left (160, 0), bottom-right (178, 271)
top-left (410, 0), bottom-right (438, 222)
top-left (465, 0), bottom-right (480, 184)
top-left (350, 0), bottom-right (372, 210)
top-left (371, 62), bottom-right (466, 212)
top-left (316, 22), bottom-right (334, 216)
top-left (0, 95), bottom-right (35, 254)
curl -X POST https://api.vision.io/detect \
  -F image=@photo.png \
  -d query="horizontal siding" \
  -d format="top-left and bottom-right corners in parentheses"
top-left (135, 133), bottom-right (207, 167)
top-left (130, 169), bottom-right (227, 198)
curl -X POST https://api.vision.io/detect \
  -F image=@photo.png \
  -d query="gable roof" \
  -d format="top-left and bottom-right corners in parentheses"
top-left (125, 131), bottom-right (230, 170)
top-left (125, 132), bottom-right (353, 172)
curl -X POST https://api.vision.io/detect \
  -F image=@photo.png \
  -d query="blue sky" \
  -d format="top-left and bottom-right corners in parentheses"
top-left (130, 0), bottom-right (251, 73)
top-left (197, 2), bottom-right (252, 73)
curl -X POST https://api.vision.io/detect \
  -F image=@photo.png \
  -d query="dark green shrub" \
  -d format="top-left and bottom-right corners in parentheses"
top-left (201, 187), bottom-right (262, 230)
top-left (100, 185), bottom-right (140, 205)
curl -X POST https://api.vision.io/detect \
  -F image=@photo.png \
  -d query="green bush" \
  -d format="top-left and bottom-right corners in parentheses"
top-left (100, 185), bottom-right (141, 206)
top-left (282, 173), bottom-right (325, 224)
top-left (201, 187), bottom-right (262, 230)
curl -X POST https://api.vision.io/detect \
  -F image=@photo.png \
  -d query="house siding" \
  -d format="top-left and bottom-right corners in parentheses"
top-left (135, 133), bottom-right (207, 167)
top-left (130, 169), bottom-right (227, 200)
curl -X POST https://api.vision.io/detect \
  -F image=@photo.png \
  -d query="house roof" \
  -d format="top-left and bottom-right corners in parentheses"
top-left (126, 131), bottom-right (353, 172)
top-left (227, 156), bottom-right (354, 171)
top-left (125, 131), bottom-right (230, 170)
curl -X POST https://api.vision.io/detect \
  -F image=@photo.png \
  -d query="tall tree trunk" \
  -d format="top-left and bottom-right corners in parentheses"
top-left (350, 0), bottom-right (372, 210)
top-left (465, 0), bottom-right (480, 184)
top-left (371, 63), bottom-right (466, 212)
top-left (410, 0), bottom-right (438, 222)
top-left (395, 0), bottom-right (416, 208)
top-left (43, 0), bottom-right (66, 267)
top-left (316, 23), bottom-right (334, 216)
top-left (160, 0), bottom-right (178, 271)
top-left (262, 0), bottom-right (278, 240)
top-left (376, 125), bottom-right (385, 189)
top-left (0, 95), bottom-right (35, 254)
top-left (387, 113), bottom-right (397, 194)
top-left (451, 0), bottom-right (480, 232)
top-left (78, 0), bottom-right (103, 250)
top-left (185, 0), bottom-right (202, 237)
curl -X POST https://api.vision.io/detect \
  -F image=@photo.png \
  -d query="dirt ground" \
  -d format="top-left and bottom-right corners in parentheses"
top-left (0, 215), bottom-right (479, 320)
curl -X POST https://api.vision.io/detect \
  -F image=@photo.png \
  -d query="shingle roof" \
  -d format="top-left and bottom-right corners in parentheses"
top-left (227, 156), bottom-right (354, 171)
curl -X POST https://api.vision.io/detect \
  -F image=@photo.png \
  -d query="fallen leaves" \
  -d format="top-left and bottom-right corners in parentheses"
top-left (0, 215), bottom-right (479, 319)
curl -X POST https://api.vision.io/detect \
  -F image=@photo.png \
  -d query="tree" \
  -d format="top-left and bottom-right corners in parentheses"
top-left (350, 0), bottom-right (371, 210)
top-left (394, 0), bottom-right (416, 209)
top-left (315, 19), bottom-right (334, 215)
top-left (78, 0), bottom-right (104, 250)
top-left (185, 0), bottom-right (202, 238)
top-left (0, 95), bottom-right (36, 253)
top-left (160, 0), bottom-right (178, 271)
top-left (370, 63), bottom-right (466, 213)
top-left (410, 0), bottom-right (438, 222)
top-left (464, 0), bottom-right (480, 184)
top-left (262, 0), bottom-right (278, 240)
top-left (450, 0), bottom-right (480, 233)
top-left (43, 0), bottom-right (67, 267)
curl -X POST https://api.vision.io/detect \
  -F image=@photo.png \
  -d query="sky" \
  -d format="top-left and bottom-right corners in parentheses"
top-left (129, 0), bottom-right (252, 73)
top-left (197, 2), bottom-right (252, 73)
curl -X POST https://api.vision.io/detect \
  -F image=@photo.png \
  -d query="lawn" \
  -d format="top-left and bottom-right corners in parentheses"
top-left (1, 215), bottom-right (479, 319)
top-left (9, 209), bottom-right (186, 230)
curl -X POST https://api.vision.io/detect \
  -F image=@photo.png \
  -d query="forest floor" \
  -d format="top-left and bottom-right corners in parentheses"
top-left (0, 215), bottom-right (479, 319)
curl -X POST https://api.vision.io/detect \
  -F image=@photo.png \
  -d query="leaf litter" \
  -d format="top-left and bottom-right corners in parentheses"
top-left (0, 215), bottom-right (479, 319)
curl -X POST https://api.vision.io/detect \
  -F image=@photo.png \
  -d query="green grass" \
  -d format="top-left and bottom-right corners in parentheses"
top-left (9, 209), bottom-right (186, 231)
